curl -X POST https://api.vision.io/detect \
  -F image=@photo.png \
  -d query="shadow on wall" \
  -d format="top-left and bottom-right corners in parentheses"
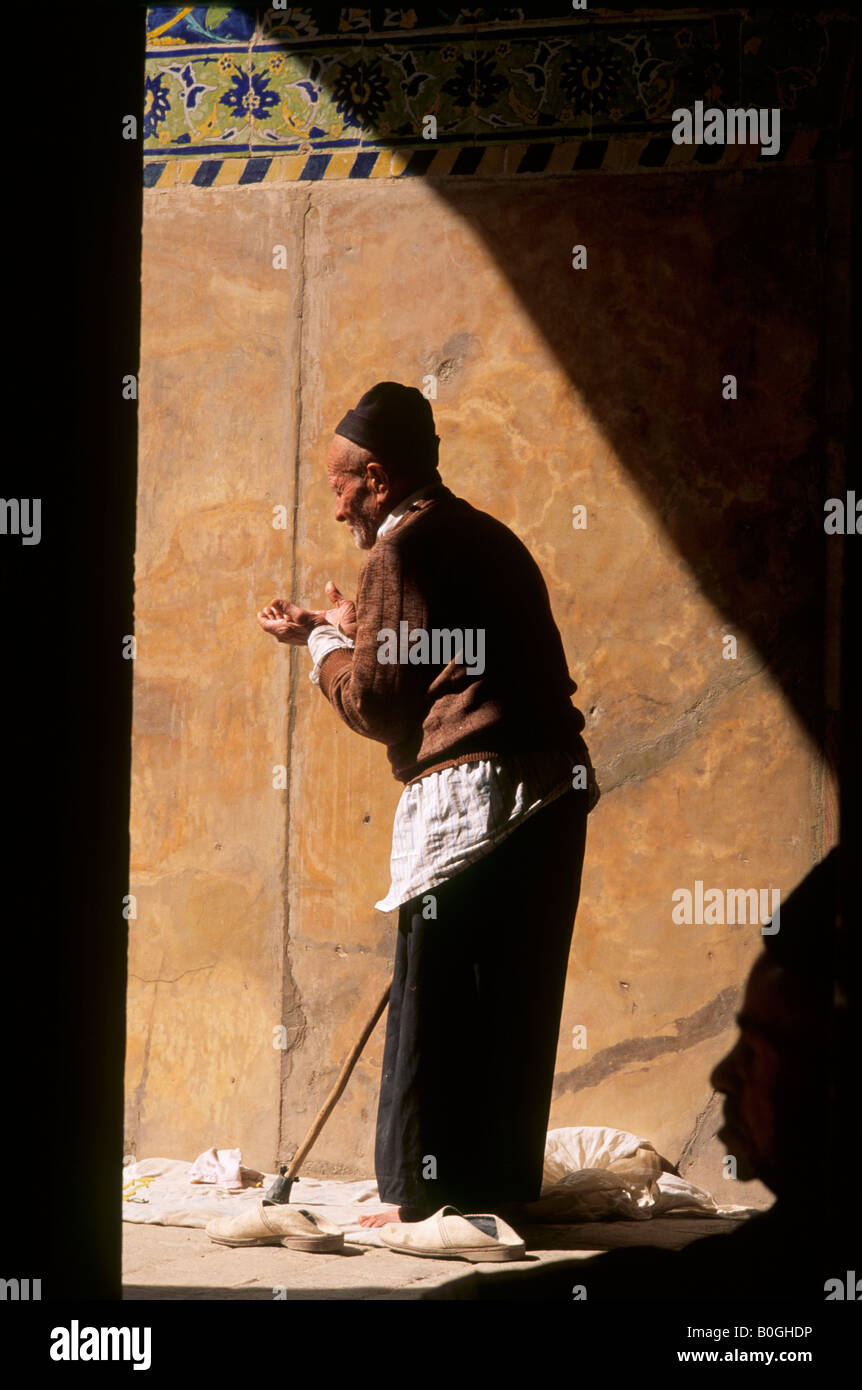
top-left (259, 25), bottom-right (846, 763)
top-left (141, 11), bottom-right (848, 771)
top-left (426, 170), bottom-right (842, 764)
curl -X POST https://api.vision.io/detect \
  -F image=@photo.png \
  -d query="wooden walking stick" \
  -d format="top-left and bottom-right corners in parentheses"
top-left (265, 976), bottom-right (393, 1204)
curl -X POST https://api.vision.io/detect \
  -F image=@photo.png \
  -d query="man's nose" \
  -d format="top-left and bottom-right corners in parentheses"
top-left (710, 1045), bottom-right (737, 1095)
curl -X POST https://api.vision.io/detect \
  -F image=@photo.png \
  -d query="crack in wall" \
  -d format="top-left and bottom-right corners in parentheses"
top-left (127, 957), bottom-right (162, 1155)
top-left (597, 654), bottom-right (764, 794)
top-left (130, 964), bottom-right (216, 984)
top-left (291, 936), bottom-right (373, 955)
top-left (276, 186), bottom-right (314, 1166)
top-left (675, 1090), bottom-right (721, 1172)
top-left (127, 905), bottom-right (211, 1150)
top-left (553, 985), bottom-right (740, 1100)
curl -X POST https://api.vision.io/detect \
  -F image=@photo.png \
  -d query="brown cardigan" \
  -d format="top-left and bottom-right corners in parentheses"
top-left (317, 485), bottom-right (589, 784)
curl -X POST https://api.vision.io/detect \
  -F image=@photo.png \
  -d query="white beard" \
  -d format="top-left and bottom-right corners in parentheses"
top-left (350, 521), bottom-right (376, 550)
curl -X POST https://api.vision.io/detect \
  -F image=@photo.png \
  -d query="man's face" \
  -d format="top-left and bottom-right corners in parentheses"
top-left (326, 437), bottom-right (381, 550)
top-left (710, 953), bottom-right (820, 1196)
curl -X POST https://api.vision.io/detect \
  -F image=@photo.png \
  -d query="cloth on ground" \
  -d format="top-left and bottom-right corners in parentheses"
top-left (122, 1126), bottom-right (758, 1247)
top-left (122, 1159), bottom-right (386, 1243)
top-left (187, 1147), bottom-right (265, 1191)
top-left (535, 1126), bottom-right (721, 1222)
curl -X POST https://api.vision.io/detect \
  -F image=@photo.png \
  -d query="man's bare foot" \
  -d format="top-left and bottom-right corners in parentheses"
top-left (358, 1207), bottom-right (402, 1228)
top-left (358, 1202), bottom-right (529, 1229)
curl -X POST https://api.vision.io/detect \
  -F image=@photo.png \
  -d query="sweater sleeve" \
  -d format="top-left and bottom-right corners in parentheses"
top-left (316, 535), bottom-right (431, 745)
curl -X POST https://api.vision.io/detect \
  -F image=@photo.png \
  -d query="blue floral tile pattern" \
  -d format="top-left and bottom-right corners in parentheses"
top-left (143, 7), bottom-right (853, 167)
top-left (147, 6), bottom-right (256, 46)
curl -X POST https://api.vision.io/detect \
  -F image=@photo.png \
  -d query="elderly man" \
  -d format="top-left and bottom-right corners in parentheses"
top-left (257, 382), bottom-right (597, 1247)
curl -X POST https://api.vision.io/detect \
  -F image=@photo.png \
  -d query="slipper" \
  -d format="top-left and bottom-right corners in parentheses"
top-left (378, 1205), bottom-right (527, 1262)
top-left (205, 1199), bottom-right (344, 1252)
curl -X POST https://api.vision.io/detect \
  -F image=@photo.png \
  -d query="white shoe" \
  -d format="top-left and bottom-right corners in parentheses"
top-left (205, 1199), bottom-right (344, 1252)
top-left (378, 1206), bottom-right (527, 1262)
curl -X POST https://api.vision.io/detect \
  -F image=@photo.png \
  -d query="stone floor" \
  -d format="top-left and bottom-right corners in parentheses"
top-left (123, 1212), bottom-right (747, 1300)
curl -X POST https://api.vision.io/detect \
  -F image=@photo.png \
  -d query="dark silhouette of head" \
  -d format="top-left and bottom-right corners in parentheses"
top-left (710, 849), bottom-right (842, 1199)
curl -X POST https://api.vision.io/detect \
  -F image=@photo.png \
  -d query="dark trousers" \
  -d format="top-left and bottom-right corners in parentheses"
top-left (374, 785), bottom-right (589, 1215)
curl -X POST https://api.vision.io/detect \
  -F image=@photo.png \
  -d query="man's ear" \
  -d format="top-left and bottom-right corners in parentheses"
top-left (365, 460), bottom-right (390, 500)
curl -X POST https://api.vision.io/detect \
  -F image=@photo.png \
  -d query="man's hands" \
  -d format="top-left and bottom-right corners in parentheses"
top-left (256, 599), bottom-right (324, 646)
top-left (322, 581), bottom-right (357, 640)
top-left (256, 582), bottom-right (356, 646)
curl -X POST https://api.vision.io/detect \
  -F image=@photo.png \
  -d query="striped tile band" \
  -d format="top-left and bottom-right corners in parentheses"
top-left (143, 126), bottom-right (851, 191)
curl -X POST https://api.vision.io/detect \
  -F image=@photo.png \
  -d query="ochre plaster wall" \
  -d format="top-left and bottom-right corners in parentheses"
top-left (127, 172), bottom-right (838, 1209)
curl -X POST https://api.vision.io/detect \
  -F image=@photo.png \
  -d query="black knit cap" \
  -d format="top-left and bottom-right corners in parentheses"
top-left (335, 381), bottom-right (439, 474)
